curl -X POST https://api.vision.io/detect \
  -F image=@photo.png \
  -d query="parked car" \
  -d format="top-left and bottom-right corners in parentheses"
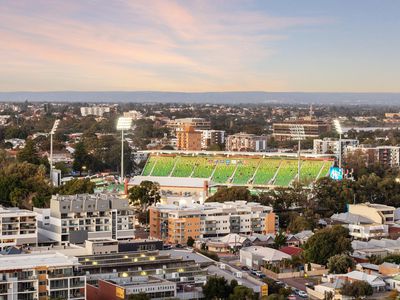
top-left (250, 269), bottom-right (258, 275)
top-left (298, 291), bottom-right (308, 298)
top-left (241, 266), bottom-right (249, 271)
top-left (255, 271), bottom-right (266, 278)
top-left (294, 289), bottom-right (301, 295)
top-left (288, 294), bottom-right (296, 300)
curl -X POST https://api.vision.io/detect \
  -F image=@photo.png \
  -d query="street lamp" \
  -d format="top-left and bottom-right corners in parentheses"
top-left (333, 119), bottom-right (343, 169)
top-left (49, 119), bottom-right (60, 182)
top-left (116, 117), bottom-right (133, 183)
top-left (290, 124), bottom-right (305, 183)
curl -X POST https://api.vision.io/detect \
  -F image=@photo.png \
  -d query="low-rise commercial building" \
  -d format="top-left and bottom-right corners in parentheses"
top-left (35, 193), bottom-right (135, 245)
top-left (0, 206), bottom-right (37, 249)
top-left (149, 201), bottom-right (276, 244)
top-left (0, 252), bottom-right (85, 300)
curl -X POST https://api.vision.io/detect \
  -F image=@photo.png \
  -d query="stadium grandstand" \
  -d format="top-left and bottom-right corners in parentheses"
top-left (137, 150), bottom-right (333, 188)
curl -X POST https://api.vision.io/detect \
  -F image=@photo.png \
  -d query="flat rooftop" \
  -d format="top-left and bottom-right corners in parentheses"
top-left (0, 253), bottom-right (79, 270)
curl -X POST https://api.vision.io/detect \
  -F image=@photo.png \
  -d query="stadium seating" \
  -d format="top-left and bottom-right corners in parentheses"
top-left (232, 159), bottom-right (259, 184)
top-left (212, 162), bottom-right (236, 183)
top-left (274, 159), bottom-right (298, 186)
top-left (150, 156), bottom-right (176, 176)
top-left (299, 160), bottom-right (325, 183)
top-left (142, 156), bottom-right (156, 176)
top-left (140, 154), bottom-right (331, 187)
top-left (253, 159), bottom-right (281, 185)
top-left (172, 157), bottom-right (195, 177)
top-left (317, 161), bottom-right (333, 179)
top-left (192, 157), bottom-right (216, 178)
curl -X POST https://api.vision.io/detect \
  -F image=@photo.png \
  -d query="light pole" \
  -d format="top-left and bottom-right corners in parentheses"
top-left (116, 117), bottom-right (133, 183)
top-left (49, 119), bottom-right (60, 182)
top-left (290, 124), bottom-right (305, 183)
top-left (333, 119), bottom-right (343, 169)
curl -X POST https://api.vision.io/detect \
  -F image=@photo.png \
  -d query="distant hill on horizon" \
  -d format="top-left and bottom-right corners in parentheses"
top-left (1, 91), bottom-right (400, 105)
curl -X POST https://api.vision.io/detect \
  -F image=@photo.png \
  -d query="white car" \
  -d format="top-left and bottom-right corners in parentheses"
top-left (298, 291), bottom-right (308, 298)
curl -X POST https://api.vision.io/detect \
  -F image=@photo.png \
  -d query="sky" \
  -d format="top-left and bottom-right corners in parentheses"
top-left (0, 0), bottom-right (399, 93)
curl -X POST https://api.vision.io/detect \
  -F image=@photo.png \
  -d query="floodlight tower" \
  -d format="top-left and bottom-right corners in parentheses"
top-left (290, 124), bottom-right (305, 183)
top-left (116, 117), bottom-right (133, 183)
top-left (49, 119), bottom-right (60, 182)
top-left (333, 119), bottom-right (343, 169)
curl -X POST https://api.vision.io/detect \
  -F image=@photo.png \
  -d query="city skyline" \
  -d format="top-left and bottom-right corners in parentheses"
top-left (1, 0), bottom-right (400, 93)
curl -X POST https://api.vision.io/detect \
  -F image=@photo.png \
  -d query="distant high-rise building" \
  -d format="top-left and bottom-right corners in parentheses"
top-left (313, 138), bottom-right (359, 156)
top-left (80, 106), bottom-right (111, 117)
top-left (200, 130), bottom-right (225, 149)
top-left (176, 125), bottom-right (202, 151)
top-left (167, 118), bottom-right (211, 131)
top-left (273, 119), bottom-right (330, 141)
top-left (226, 132), bottom-right (267, 152)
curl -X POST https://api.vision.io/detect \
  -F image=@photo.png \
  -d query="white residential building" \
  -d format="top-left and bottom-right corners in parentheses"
top-left (240, 246), bottom-right (291, 269)
top-left (123, 110), bottom-right (144, 120)
top-left (80, 106), bottom-right (111, 117)
top-left (35, 193), bottom-right (135, 245)
top-left (0, 252), bottom-right (86, 300)
top-left (200, 130), bottom-right (225, 149)
top-left (0, 206), bottom-right (37, 249)
top-left (313, 138), bottom-right (359, 156)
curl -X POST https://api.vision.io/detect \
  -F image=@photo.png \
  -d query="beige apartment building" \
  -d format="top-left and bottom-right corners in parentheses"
top-left (150, 201), bottom-right (276, 244)
top-left (226, 132), bottom-right (267, 152)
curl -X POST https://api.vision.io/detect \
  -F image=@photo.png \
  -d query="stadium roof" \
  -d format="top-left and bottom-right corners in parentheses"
top-left (129, 176), bottom-right (207, 188)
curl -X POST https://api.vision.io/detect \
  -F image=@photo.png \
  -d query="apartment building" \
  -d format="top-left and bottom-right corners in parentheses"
top-left (176, 126), bottom-right (202, 151)
top-left (166, 118), bottom-right (211, 131)
top-left (226, 133), bottom-right (267, 152)
top-left (123, 110), bottom-right (144, 120)
top-left (0, 206), bottom-right (37, 249)
top-left (313, 138), bottom-right (359, 156)
top-left (80, 106), bottom-right (111, 117)
top-left (273, 119), bottom-right (329, 141)
top-left (81, 251), bottom-right (207, 300)
top-left (35, 193), bottom-right (135, 245)
top-left (346, 145), bottom-right (400, 167)
top-left (0, 252), bottom-right (85, 300)
top-left (149, 201), bottom-right (276, 244)
top-left (349, 203), bottom-right (395, 225)
top-left (200, 130), bottom-right (225, 149)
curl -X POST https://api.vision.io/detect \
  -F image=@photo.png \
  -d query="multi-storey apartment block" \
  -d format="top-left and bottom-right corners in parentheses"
top-left (149, 201), bottom-right (276, 244)
top-left (0, 252), bottom-right (86, 300)
top-left (200, 130), bottom-right (225, 149)
top-left (35, 193), bottom-right (135, 245)
top-left (166, 118), bottom-right (211, 131)
top-left (226, 133), bottom-right (267, 152)
top-left (80, 106), bottom-right (111, 117)
top-left (0, 206), bottom-right (37, 249)
top-left (313, 138), bottom-right (359, 156)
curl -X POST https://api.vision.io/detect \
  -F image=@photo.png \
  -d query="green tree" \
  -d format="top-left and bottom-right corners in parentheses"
top-left (187, 236), bottom-right (195, 247)
top-left (17, 139), bottom-right (40, 165)
top-left (206, 186), bottom-right (257, 203)
top-left (303, 226), bottom-right (352, 265)
top-left (340, 281), bottom-right (373, 298)
top-left (56, 179), bottom-right (95, 195)
top-left (72, 142), bottom-right (89, 174)
top-left (327, 254), bottom-right (355, 274)
top-left (128, 181), bottom-right (160, 210)
top-left (273, 230), bottom-right (287, 249)
top-left (202, 276), bottom-right (232, 300)
top-left (288, 215), bottom-right (313, 234)
top-left (229, 285), bottom-right (256, 300)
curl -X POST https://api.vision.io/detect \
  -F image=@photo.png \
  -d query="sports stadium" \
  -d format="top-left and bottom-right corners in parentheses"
top-left (132, 150), bottom-right (334, 189)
